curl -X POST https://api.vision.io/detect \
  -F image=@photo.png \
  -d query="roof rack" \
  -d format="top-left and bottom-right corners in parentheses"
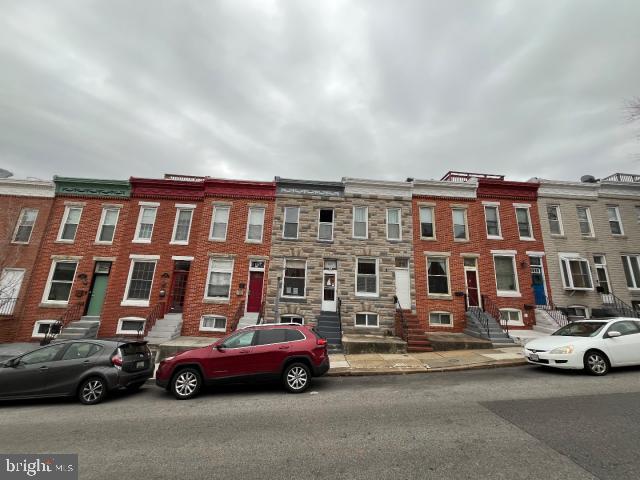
top-left (601, 173), bottom-right (640, 183)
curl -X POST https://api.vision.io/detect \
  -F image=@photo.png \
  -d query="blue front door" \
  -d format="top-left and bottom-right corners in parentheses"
top-left (531, 264), bottom-right (547, 305)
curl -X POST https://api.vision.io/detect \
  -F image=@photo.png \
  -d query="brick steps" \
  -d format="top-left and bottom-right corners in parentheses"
top-left (399, 311), bottom-right (434, 353)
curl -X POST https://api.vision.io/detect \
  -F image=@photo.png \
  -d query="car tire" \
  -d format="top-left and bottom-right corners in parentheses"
top-left (584, 350), bottom-right (610, 376)
top-left (78, 377), bottom-right (107, 405)
top-left (126, 381), bottom-right (146, 392)
top-left (171, 368), bottom-right (202, 400)
top-left (282, 362), bottom-right (311, 393)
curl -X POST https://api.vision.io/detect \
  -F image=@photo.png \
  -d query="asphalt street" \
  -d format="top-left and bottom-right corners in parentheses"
top-left (1, 365), bottom-right (640, 479)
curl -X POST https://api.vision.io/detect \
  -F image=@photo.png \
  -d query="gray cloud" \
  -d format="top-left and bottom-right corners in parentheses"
top-left (0, 0), bottom-right (638, 183)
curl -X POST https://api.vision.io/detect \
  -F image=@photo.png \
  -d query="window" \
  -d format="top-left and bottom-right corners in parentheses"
top-left (285, 329), bottom-right (305, 341)
top-left (500, 309), bottom-right (523, 325)
top-left (355, 312), bottom-right (378, 327)
top-left (58, 206), bottom-right (82, 241)
top-left (567, 306), bottom-right (588, 318)
top-left (607, 321), bottom-right (640, 336)
top-left (200, 316), bottom-right (227, 332)
top-left (117, 317), bottom-right (145, 334)
top-left (206, 258), bottom-right (234, 299)
top-left (43, 261), bottom-right (78, 303)
top-left (255, 329), bottom-right (287, 345)
top-left (429, 312), bottom-right (452, 326)
top-left (31, 320), bottom-right (59, 339)
top-left (62, 343), bottom-right (102, 360)
top-left (559, 255), bottom-right (593, 290)
top-left (283, 207), bottom-right (300, 239)
top-left (282, 259), bottom-right (306, 297)
top-left (210, 205), bottom-right (230, 241)
top-left (353, 206), bottom-right (368, 239)
top-left (221, 330), bottom-right (255, 348)
top-left (12, 208), bottom-right (38, 243)
top-left (452, 208), bottom-right (468, 241)
top-left (96, 207), bottom-right (119, 243)
top-left (280, 315), bottom-right (304, 325)
top-left (124, 260), bottom-right (157, 303)
top-left (484, 205), bottom-right (501, 238)
top-left (134, 205), bottom-right (157, 242)
top-left (356, 258), bottom-right (378, 296)
top-left (246, 207), bottom-right (265, 242)
top-left (427, 257), bottom-right (450, 295)
top-left (546, 205), bottom-right (563, 235)
top-left (576, 206), bottom-right (594, 237)
top-left (636, 206), bottom-right (640, 224)
top-left (386, 208), bottom-right (401, 240)
top-left (419, 206), bottom-right (435, 239)
top-left (622, 255), bottom-right (640, 289)
top-left (493, 255), bottom-right (519, 294)
top-left (20, 344), bottom-right (66, 364)
top-left (318, 209), bottom-right (334, 241)
top-left (607, 206), bottom-right (624, 235)
top-left (171, 206), bottom-right (194, 244)
top-left (515, 206), bottom-right (533, 239)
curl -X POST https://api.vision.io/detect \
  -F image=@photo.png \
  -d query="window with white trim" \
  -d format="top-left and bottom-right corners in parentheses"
top-left (419, 206), bottom-right (435, 239)
top-left (493, 255), bottom-right (519, 294)
top-left (546, 205), bottom-right (563, 235)
top-left (210, 205), bottom-right (230, 241)
top-left (134, 206), bottom-right (157, 242)
top-left (607, 206), bottom-right (624, 235)
top-left (622, 255), bottom-right (640, 289)
top-left (124, 260), bottom-right (156, 302)
top-left (356, 258), bottom-right (378, 296)
top-left (386, 208), bottom-right (401, 240)
top-left (172, 207), bottom-right (194, 244)
top-left (353, 206), bottom-right (368, 239)
top-left (43, 260), bottom-right (78, 303)
top-left (283, 207), bottom-right (300, 239)
top-left (246, 207), bottom-right (265, 242)
top-left (282, 259), bottom-right (306, 297)
top-left (355, 312), bottom-right (378, 327)
top-left (117, 317), bottom-right (146, 334)
top-left (559, 255), bottom-right (593, 290)
top-left (318, 209), bottom-right (334, 241)
top-left (636, 206), bottom-right (640, 224)
top-left (206, 258), bottom-right (234, 299)
top-left (499, 309), bottom-right (523, 325)
top-left (96, 207), bottom-right (119, 243)
top-left (12, 208), bottom-right (38, 243)
top-left (32, 320), bottom-right (58, 339)
top-left (429, 312), bottom-right (452, 326)
top-left (515, 206), bottom-right (533, 239)
top-left (567, 306), bottom-right (588, 318)
top-left (452, 208), bottom-right (468, 241)
top-left (58, 206), bottom-right (82, 241)
top-left (280, 315), bottom-right (304, 325)
top-left (200, 315), bottom-right (227, 332)
top-left (484, 206), bottom-right (501, 238)
top-left (576, 206), bottom-right (594, 237)
top-left (427, 257), bottom-right (450, 295)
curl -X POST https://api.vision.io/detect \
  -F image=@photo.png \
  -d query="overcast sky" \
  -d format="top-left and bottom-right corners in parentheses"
top-left (1, 1), bottom-right (638, 183)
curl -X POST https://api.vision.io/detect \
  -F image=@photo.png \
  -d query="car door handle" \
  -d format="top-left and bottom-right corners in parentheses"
top-left (83, 360), bottom-right (91, 364)
top-left (239, 349), bottom-right (251, 354)
top-left (39, 366), bottom-right (48, 371)
top-left (278, 346), bottom-right (290, 350)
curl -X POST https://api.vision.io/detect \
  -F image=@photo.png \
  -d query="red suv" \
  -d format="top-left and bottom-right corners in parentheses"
top-left (155, 324), bottom-right (330, 399)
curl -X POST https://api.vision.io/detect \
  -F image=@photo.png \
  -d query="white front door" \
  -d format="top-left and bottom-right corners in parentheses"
top-left (0, 268), bottom-right (25, 315)
top-left (321, 260), bottom-right (337, 312)
top-left (394, 258), bottom-right (411, 309)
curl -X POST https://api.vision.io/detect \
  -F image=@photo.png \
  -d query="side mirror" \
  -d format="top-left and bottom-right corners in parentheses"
top-left (607, 330), bottom-right (622, 338)
top-left (3, 358), bottom-right (19, 368)
top-left (215, 344), bottom-right (225, 351)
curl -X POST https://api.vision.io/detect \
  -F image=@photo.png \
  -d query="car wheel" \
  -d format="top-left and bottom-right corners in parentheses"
top-left (171, 368), bottom-right (202, 400)
top-left (283, 363), bottom-right (311, 393)
top-left (585, 351), bottom-right (610, 376)
top-left (126, 381), bottom-right (146, 392)
top-left (78, 377), bottom-right (107, 405)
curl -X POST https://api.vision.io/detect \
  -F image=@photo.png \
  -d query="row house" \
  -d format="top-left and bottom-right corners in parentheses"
top-left (0, 178), bottom-right (54, 342)
top-left (533, 173), bottom-right (640, 319)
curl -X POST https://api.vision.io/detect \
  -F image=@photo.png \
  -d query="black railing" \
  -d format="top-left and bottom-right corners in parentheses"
top-left (481, 295), bottom-right (509, 336)
top-left (601, 293), bottom-right (640, 319)
top-left (257, 301), bottom-right (266, 325)
top-left (0, 298), bottom-right (18, 316)
top-left (463, 293), bottom-right (490, 338)
top-left (393, 295), bottom-right (408, 341)
top-left (336, 297), bottom-right (343, 337)
top-left (229, 299), bottom-right (246, 331)
top-left (536, 302), bottom-right (569, 327)
top-left (41, 303), bottom-right (85, 345)
top-left (137, 301), bottom-right (166, 339)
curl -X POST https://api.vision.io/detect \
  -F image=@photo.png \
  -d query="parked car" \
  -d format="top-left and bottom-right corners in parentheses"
top-left (0, 339), bottom-right (154, 404)
top-left (524, 318), bottom-right (640, 375)
top-left (155, 324), bottom-right (330, 399)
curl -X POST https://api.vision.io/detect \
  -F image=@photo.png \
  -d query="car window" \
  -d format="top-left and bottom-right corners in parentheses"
top-left (608, 321), bottom-right (640, 336)
top-left (285, 329), bottom-right (305, 342)
top-left (20, 344), bottom-right (66, 365)
top-left (61, 343), bottom-right (102, 360)
top-left (222, 331), bottom-right (255, 348)
top-left (255, 329), bottom-right (287, 346)
top-left (552, 322), bottom-right (606, 337)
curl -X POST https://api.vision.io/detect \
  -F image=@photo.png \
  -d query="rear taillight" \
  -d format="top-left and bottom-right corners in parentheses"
top-left (111, 351), bottom-right (123, 369)
top-left (317, 337), bottom-right (327, 346)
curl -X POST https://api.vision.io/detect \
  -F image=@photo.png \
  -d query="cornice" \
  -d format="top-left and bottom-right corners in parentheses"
top-left (477, 178), bottom-right (538, 201)
top-left (532, 178), bottom-right (599, 199)
top-left (0, 178), bottom-right (55, 198)
top-left (276, 177), bottom-right (343, 197)
top-left (342, 177), bottom-right (412, 199)
top-left (412, 178), bottom-right (477, 199)
top-left (204, 178), bottom-right (276, 199)
top-left (130, 177), bottom-right (204, 200)
top-left (54, 176), bottom-right (130, 199)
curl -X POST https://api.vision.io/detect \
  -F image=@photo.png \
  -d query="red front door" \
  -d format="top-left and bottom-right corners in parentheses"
top-left (466, 270), bottom-right (480, 307)
top-left (247, 271), bottom-right (264, 313)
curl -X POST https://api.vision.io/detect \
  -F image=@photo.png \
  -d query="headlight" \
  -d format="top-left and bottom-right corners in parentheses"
top-left (550, 345), bottom-right (574, 354)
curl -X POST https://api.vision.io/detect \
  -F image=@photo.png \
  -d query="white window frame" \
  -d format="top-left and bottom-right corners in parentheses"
top-left (12, 208), bottom-right (39, 244)
top-left (499, 308), bottom-right (523, 326)
top-left (428, 311), bottom-right (453, 327)
top-left (210, 204), bottom-right (230, 241)
top-left (352, 206), bottom-right (369, 239)
top-left (31, 320), bottom-right (58, 339)
top-left (133, 203), bottom-right (159, 243)
top-left (280, 314), bottom-right (304, 325)
top-left (41, 260), bottom-right (78, 305)
top-left (483, 203), bottom-right (502, 239)
top-left (452, 207), bottom-right (469, 241)
top-left (355, 312), bottom-right (379, 328)
top-left (199, 315), bottom-right (227, 332)
top-left (426, 255), bottom-right (451, 297)
top-left (317, 208), bottom-right (334, 242)
top-left (283, 206), bottom-right (300, 239)
top-left (281, 259), bottom-right (307, 298)
top-left (621, 254), bottom-right (640, 290)
top-left (419, 206), bottom-right (435, 240)
top-left (567, 305), bottom-right (589, 319)
top-left (95, 206), bottom-right (121, 244)
top-left (121, 255), bottom-right (159, 307)
top-left (57, 206), bottom-right (83, 242)
top-left (116, 317), bottom-right (146, 335)
top-left (170, 204), bottom-right (195, 245)
top-left (558, 253), bottom-right (594, 291)
top-left (204, 257), bottom-right (235, 301)
top-left (246, 206), bottom-right (266, 243)
top-left (386, 208), bottom-right (402, 241)
top-left (355, 257), bottom-right (379, 297)
top-left (514, 204), bottom-right (534, 240)
top-left (607, 206), bottom-right (624, 236)
top-left (546, 204), bottom-right (564, 236)
top-left (576, 206), bottom-right (594, 237)
top-left (492, 253), bottom-right (521, 297)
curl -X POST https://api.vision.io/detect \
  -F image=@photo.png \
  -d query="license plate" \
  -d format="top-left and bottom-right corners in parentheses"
top-left (530, 353), bottom-right (539, 362)
top-left (136, 361), bottom-right (145, 369)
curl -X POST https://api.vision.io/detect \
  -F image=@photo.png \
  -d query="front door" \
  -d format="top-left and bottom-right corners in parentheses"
top-left (0, 268), bottom-right (25, 315)
top-left (594, 256), bottom-right (612, 303)
top-left (86, 262), bottom-right (111, 316)
top-left (394, 258), bottom-right (411, 309)
top-left (321, 260), bottom-right (337, 312)
top-left (529, 257), bottom-right (547, 305)
top-left (464, 257), bottom-right (480, 308)
top-left (247, 271), bottom-right (264, 313)
top-left (168, 261), bottom-right (191, 313)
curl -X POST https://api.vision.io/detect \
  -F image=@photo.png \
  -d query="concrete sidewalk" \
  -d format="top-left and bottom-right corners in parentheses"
top-left (328, 346), bottom-right (526, 375)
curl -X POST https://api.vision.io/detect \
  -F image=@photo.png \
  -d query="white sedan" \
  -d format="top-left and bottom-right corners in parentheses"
top-left (524, 318), bottom-right (640, 375)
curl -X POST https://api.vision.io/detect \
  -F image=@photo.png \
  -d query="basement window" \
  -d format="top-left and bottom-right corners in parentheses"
top-left (429, 312), bottom-right (452, 326)
top-left (200, 316), bottom-right (227, 332)
top-left (355, 312), bottom-right (378, 327)
top-left (117, 317), bottom-right (145, 335)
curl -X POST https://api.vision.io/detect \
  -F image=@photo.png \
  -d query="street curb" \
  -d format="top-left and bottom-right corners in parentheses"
top-left (326, 359), bottom-right (527, 377)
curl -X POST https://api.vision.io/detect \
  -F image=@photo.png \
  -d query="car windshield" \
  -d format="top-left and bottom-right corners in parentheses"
top-left (552, 322), bottom-right (606, 337)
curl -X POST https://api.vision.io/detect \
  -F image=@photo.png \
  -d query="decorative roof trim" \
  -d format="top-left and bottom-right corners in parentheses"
top-left (412, 178), bottom-right (477, 199)
top-left (276, 177), bottom-right (343, 197)
top-left (477, 178), bottom-right (538, 201)
top-left (204, 178), bottom-right (276, 199)
top-left (343, 177), bottom-right (412, 199)
top-left (130, 177), bottom-right (204, 200)
top-left (0, 178), bottom-right (55, 198)
top-left (54, 176), bottom-right (130, 199)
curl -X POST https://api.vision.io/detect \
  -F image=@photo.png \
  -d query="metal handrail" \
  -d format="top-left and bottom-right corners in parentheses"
top-left (466, 304), bottom-right (490, 338)
top-left (41, 303), bottom-right (84, 345)
top-left (536, 303), bottom-right (569, 327)
top-left (481, 295), bottom-right (509, 335)
top-left (337, 297), bottom-right (343, 338)
top-left (256, 301), bottom-right (266, 325)
top-left (601, 292), bottom-right (640, 319)
top-left (393, 295), bottom-right (408, 341)
top-left (0, 297), bottom-right (18, 316)
top-left (138, 301), bottom-right (166, 339)
top-left (229, 299), bottom-right (246, 331)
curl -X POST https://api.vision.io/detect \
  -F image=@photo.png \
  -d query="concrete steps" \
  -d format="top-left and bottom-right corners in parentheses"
top-left (56, 316), bottom-right (100, 340)
top-left (145, 313), bottom-right (182, 345)
top-left (533, 309), bottom-right (561, 334)
top-left (236, 312), bottom-right (260, 330)
top-left (464, 309), bottom-right (515, 346)
top-left (316, 311), bottom-right (342, 350)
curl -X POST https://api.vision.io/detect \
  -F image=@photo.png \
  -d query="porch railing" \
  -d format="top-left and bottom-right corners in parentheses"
top-left (393, 295), bottom-right (408, 341)
top-left (0, 298), bottom-right (18, 316)
top-left (41, 302), bottom-right (85, 345)
top-left (536, 302), bottom-right (570, 327)
top-left (601, 293), bottom-right (640, 319)
top-left (256, 301), bottom-right (266, 325)
top-left (481, 295), bottom-right (509, 336)
top-left (229, 299), bottom-right (246, 331)
top-left (138, 301), bottom-right (166, 339)
top-left (336, 297), bottom-right (343, 338)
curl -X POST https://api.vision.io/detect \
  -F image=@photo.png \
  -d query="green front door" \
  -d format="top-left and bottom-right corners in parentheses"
top-left (86, 274), bottom-right (109, 316)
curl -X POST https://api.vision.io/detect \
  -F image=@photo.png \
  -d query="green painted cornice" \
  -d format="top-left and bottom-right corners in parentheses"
top-left (54, 176), bottom-right (131, 198)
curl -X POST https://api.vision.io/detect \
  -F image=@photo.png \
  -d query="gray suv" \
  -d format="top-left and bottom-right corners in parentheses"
top-left (0, 339), bottom-right (154, 405)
